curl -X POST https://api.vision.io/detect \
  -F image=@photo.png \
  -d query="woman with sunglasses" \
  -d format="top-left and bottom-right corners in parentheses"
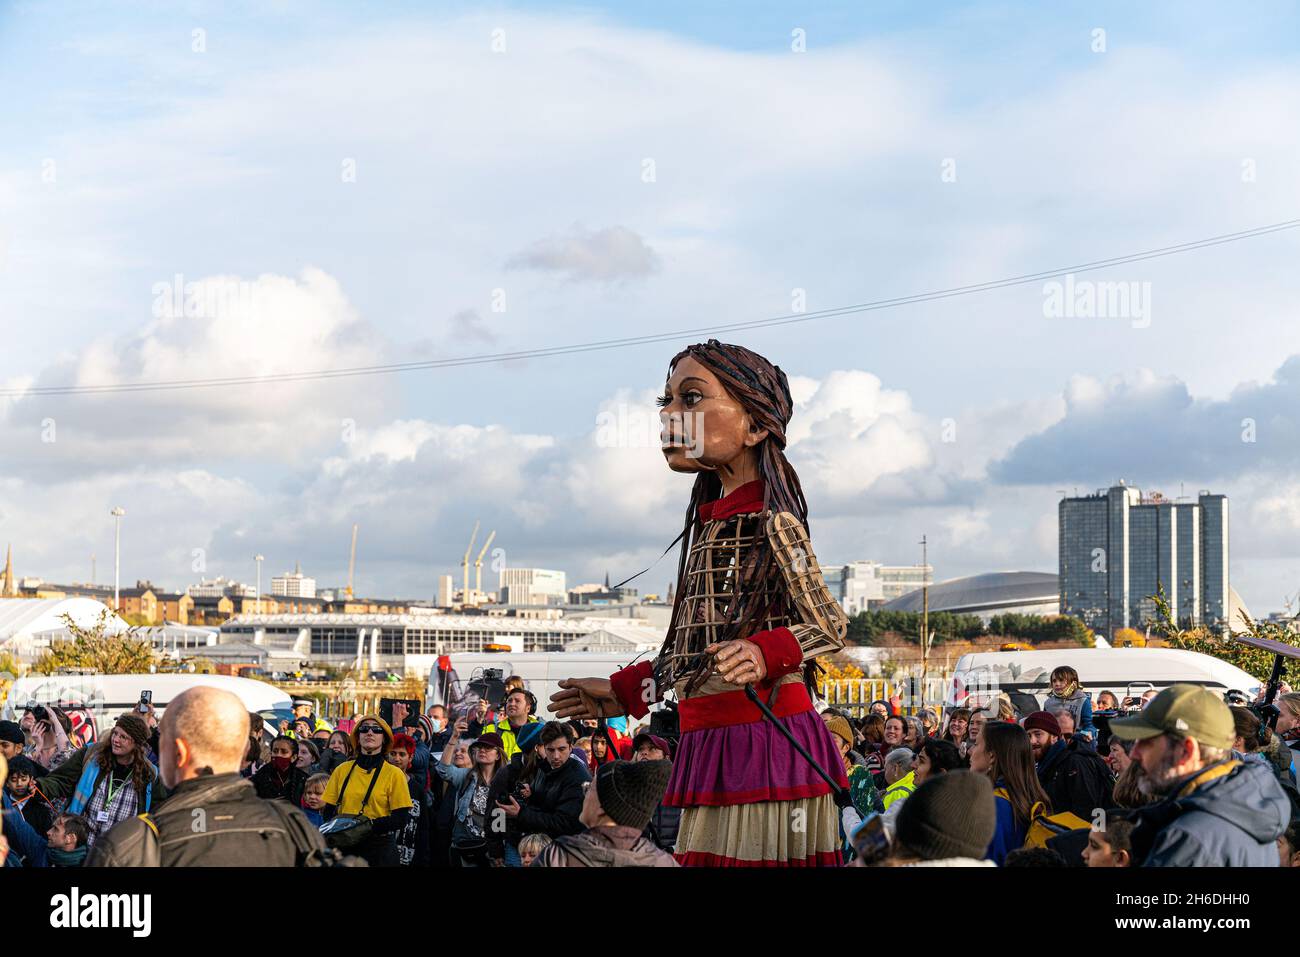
top-left (320, 715), bottom-right (412, 867)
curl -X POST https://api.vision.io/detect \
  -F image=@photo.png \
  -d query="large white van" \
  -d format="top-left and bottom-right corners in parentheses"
top-left (947, 647), bottom-right (1259, 713)
top-left (427, 652), bottom-right (651, 720)
top-left (1, 673), bottom-right (294, 744)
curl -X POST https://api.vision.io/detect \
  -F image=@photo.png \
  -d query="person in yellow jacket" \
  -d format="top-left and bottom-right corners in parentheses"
top-left (482, 688), bottom-right (541, 761)
top-left (882, 749), bottom-right (917, 809)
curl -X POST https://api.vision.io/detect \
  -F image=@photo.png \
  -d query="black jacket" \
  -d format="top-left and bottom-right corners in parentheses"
top-left (395, 772), bottom-right (431, 867)
top-left (86, 772), bottom-right (329, 867)
top-left (13, 794), bottom-right (56, 839)
top-left (1037, 737), bottom-right (1114, 820)
top-left (643, 802), bottom-right (681, 853)
top-left (252, 762), bottom-right (309, 806)
top-left (516, 756), bottom-right (589, 839)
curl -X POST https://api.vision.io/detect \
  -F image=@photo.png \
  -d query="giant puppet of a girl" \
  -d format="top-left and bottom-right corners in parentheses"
top-left (551, 339), bottom-right (849, 866)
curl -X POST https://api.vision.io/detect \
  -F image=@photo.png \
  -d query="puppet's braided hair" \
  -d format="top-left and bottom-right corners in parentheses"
top-left (660, 339), bottom-right (809, 693)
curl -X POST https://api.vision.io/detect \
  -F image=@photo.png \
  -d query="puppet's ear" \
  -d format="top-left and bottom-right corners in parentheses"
top-left (744, 423), bottom-right (770, 448)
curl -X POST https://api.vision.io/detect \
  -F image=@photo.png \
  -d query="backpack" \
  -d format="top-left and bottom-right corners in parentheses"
top-left (134, 800), bottom-right (358, 867)
top-left (994, 786), bottom-right (1090, 849)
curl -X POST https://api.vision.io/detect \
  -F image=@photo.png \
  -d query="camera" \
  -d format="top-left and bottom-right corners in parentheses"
top-left (649, 700), bottom-right (680, 744)
top-left (467, 668), bottom-right (507, 707)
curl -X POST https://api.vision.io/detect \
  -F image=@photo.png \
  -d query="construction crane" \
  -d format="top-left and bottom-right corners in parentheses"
top-left (346, 523), bottom-right (359, 600)
top-left (461, 521), bottom-right (479, 602)
top-left (474, 529), bottom-right (496, 600)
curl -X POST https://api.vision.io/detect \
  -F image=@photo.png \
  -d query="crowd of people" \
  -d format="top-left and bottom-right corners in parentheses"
top-left (833, 666), bottom-right (1298, 867)
top-left (2, 665), bottom-right (1298, 868)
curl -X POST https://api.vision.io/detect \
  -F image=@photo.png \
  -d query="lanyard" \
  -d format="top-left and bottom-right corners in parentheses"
top-left (105, 768), bottom-right (129, 807)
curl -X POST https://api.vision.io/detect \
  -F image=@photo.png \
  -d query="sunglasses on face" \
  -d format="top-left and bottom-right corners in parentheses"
top-left (357, 725), bottom-right (383, 734)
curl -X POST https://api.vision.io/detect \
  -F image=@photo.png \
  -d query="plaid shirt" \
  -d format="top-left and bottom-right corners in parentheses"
top-left (82, 765), bottom-right (141, 848)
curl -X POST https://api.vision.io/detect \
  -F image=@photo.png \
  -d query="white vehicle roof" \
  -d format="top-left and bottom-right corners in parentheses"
top-left (948, 647), bottom-right (1259, 707)
top-left (1, 672), bottom-right (293, 723)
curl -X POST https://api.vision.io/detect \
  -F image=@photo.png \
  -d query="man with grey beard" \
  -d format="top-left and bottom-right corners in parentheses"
top-left (1112, 684), bottom-right (1289, 867)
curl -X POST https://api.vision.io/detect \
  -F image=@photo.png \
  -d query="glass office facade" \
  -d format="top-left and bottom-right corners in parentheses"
top-left (1060, 484), bottom-right (1229, 637)
top-left (1059, 495), bottom-right (1111, 631)
top-left (1200, 494), bottom-right (1229, 627)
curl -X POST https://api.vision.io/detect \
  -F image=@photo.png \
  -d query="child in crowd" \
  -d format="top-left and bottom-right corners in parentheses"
top-left (518, 832), bottom-right (552, 867)
top-left (1082, 818), bottom-right (1133, 867)
top-left (1045, 666), bottom-right (1096, 740)
top-left (300, 773), bottom-right (330, 827)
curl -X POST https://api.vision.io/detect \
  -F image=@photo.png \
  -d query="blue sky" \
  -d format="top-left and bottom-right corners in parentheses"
top-left (2, 1), bottom-right (1299, 618)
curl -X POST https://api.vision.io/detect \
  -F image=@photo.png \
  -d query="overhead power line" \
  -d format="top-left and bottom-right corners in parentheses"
top-left (5, 217), bottom-right (1298, 399)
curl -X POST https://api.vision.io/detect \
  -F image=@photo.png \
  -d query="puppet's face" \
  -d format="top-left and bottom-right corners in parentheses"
top-left (658, 356), bottom-right (768, 474)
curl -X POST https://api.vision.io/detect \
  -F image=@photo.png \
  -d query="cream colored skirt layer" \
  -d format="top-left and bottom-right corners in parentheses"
top-left (674, 793), bottom-right (841, 866)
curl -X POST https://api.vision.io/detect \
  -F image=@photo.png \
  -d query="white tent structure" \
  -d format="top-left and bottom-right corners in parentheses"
top-left (0, 598), bottom-right (128, 660)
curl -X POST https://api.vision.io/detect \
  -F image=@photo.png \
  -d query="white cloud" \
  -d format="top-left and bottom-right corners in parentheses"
top-left (507, 225), bottom-right (661, 282)
top-left (0, 268), bottom-right (395, 469)
top-left (990, 354), bottom-right (1300, 486)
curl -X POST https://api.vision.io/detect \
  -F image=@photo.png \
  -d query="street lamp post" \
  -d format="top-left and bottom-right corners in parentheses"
top-left (254, 554), bottom-right (265, 614)
top-left (110, 507), bottom-right (126, 611)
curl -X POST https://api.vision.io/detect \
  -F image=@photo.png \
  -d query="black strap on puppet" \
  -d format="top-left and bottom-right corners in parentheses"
top-left (611, 528), bottom-right (688, 591)
top-left (743, 684), bottom-right (851, 810)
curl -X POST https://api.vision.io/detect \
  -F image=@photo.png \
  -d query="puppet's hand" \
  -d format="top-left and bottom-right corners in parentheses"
top-left (552, 678), bottom-right (625, 719)
top-left (706, 639), bottom-right (768, 685)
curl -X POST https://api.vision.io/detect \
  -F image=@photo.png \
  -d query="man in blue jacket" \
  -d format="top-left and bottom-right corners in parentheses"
top-left (1113, 684), bottom-right (1289, 867)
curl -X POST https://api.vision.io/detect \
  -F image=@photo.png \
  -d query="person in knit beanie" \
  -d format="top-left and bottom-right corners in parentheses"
top-left (887, 770), bottom-right (997, 867)
top-left (821, 711), bottom-right (881, 858)
top-left (532, 759), bottom-right (678, 867)
top-left (31, 711), bottom-right (166, 850)
top-left (1024, 709), bottom-right (1114, 820)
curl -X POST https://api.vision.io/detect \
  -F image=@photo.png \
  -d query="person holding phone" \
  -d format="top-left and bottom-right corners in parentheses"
top-left (432, 717), bottom-right (509, 866)
top-left (25, 708), bottom-right (75, 772)
top-left (34, 713), bottom-right (167, 850)
top-left (286, 698), bottom-right (332, 738)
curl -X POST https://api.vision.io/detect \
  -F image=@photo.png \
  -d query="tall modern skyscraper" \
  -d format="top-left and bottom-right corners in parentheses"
top-left (1059, 482), bottom-right (1229, 636)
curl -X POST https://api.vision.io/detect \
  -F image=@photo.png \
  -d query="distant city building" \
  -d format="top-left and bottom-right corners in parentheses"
top-left (823, 562), bottom-right (933, 616)
top-left (188, 577), bottom-right (253, 599)
top-left (566, 587), bottom-right (638, 606)
top-left (565, 572), bottom-right (637, 606)
top-left (1059, 482), bottom-right (1230, 635)
top-left (271, 562), bottom-right (316, 598)
top-left (218, 610), bottom-right (661, 670)
top-left (498, 567), bottom-right (567, 605)
top-left (1, 546), bottom-right (16, 597)
top-left (437, 574), bottom-right (455, 607)
top-left (881, 571), bottom-right (1060, 623)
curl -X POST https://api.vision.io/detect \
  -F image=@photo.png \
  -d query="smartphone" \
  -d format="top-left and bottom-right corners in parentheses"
top-left (850, 812), bottom-right (890, 864)
top-left (138, 690), bottom-right (152, 712)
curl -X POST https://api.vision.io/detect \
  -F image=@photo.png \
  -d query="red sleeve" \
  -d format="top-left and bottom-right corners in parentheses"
top-left (609, 660), bottom-right (656, 720)
top-left (748, 627), bottom-right (803, 681)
